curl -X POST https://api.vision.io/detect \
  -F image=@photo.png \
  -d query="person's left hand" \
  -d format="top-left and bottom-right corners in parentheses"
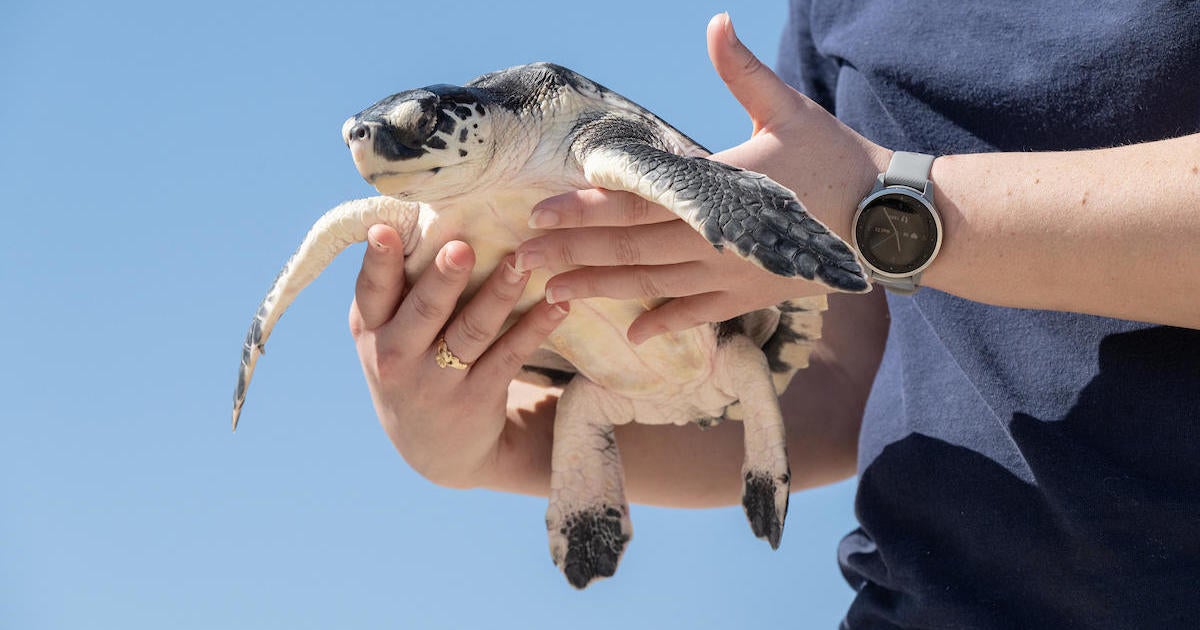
top-left (514, 13), bottom-right (888, 344)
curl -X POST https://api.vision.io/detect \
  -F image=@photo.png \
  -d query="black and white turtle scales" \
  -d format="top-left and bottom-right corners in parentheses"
top-left (233, 63), bottom-right (867, 589)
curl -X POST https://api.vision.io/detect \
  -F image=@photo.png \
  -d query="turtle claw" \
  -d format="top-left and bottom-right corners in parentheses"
top-left (742, 469), bottom-right (790, 550)
top-left (548, 505), bottom-right (632, 589)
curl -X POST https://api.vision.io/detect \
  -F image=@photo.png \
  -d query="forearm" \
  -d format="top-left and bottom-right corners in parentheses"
top-left (921, 133), bottom-right (1200, 328)
top-left (489, 290), bottom-right (886, 507)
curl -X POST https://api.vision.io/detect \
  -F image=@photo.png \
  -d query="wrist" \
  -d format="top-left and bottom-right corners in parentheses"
top-left (914, 154), bottom-right (966, 290)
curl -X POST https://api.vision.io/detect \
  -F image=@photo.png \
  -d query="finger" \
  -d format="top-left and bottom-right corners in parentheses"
top-left (384, 241), bottom-right (475, 350)
top-left (515, 222), bottom-right (715, 273)
top-left (529, 188), bottom-right (676, 230)
top-left (543, 261), bottom-right (718, 303)
top-left (442, 255), bottom-right (530, 364)
top-left (626, 293), bottom-right (735, 345)
top-left (473, 300), bottom-right (570, 382)
top-left (706, 13), bottom-right (801, 134)
top-left (350, 224), bottom-right (408, 334)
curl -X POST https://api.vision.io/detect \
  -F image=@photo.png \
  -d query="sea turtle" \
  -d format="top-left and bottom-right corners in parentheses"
top-left (233, 62), bottom-right (868, 589)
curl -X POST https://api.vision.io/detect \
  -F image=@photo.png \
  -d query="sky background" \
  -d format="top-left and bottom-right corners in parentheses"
top-left (1, 1), bottom-right (861, 628)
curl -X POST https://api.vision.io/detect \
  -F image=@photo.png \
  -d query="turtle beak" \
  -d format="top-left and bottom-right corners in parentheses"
top-left (343, 117), bottom-right (381, 181)
top-left (343, 117), bottom-right (376, 170)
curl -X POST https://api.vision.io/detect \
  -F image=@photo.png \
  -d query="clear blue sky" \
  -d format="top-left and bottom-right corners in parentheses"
top-left (0, 1), bottom-right (860, 627)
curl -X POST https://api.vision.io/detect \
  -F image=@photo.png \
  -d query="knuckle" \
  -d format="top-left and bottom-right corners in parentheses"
top-left (577, 273), bottom-right (602, 299)
top-left (373, 345), bottom-right (407, 382)
top-left (634, 269), bottom-right (664, 298)
top-left (624, 194), bottom-right (653, 224)
top-left (487, 274), bottom-right (522, 303)
top-left (457, 311), bottom-right (492, 345)
top-left (741, 51), bottom-right (765, 77)
top-left (554, 238), bottom-right (577, 267)
top-left (494, 345), bottom-right (527, 373)
top-left (613, 230), bottom-right (641, 265)
top-left (408, 290), bottom-right (447, 323)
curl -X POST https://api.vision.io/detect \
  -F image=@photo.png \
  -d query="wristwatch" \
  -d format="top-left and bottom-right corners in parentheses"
top-left (851, 151), bottom-right (943, 294)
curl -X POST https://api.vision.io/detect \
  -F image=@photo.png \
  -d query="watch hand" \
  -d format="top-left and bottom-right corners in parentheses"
top-left (884, 211), bottom-right (904, 254)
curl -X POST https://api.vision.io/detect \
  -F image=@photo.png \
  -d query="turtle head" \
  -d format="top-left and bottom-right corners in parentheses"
top-left (343, 85), bottom-right (497, 200)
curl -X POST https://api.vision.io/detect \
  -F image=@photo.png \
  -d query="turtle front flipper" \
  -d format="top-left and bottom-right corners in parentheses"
top-left (232, 196), bottom-right (421, 430)
top-left (574, 131), bottom-right (869, 292)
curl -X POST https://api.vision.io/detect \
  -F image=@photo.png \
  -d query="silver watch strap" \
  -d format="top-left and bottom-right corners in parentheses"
top-left (883, 151), bottom-right (935, 192)
top-left (879, 274), bottom-right (920, 295)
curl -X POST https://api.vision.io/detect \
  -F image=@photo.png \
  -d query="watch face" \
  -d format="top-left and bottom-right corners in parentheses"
top-left (855, 192), bottom-right (940, 275)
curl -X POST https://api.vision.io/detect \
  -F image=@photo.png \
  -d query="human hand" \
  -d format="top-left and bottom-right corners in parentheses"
top-left (349, 224), bottom-right (568, 488)
top-left (515, 13), bottom-right (888, 343)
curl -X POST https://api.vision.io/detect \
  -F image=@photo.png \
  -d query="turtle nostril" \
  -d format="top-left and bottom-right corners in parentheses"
top-left (349, 123), bottom-right (371, 143)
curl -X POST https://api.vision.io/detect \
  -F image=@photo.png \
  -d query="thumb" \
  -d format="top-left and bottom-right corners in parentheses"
top-left (707, 13), bottom-right (798, 135)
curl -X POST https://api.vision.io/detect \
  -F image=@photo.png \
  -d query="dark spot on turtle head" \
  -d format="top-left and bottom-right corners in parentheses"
top-left (430, 167), bottom-right (441, 174)
top-left (474, 103), bottom-right (485, 115)
top-left (453, 105), bottom-right (472, 119)
top-left (427, 136), bottom-right (447, 150)
top-left (458, 127), bottom-right (468, 143)
top-left (436, 113), bottom-right (456, 135)
top-left (458, 149), bottom-right (468, 157)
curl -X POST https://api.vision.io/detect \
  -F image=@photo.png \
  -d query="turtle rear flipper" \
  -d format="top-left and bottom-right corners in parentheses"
top-left (573, 125), bottom-right (869, 293)
top-left (546, 378), bottom-right (633, 589)
top-left (232, 196), bottom-right (421, 430)
top-left (717, 335), bottom-right (791, 549)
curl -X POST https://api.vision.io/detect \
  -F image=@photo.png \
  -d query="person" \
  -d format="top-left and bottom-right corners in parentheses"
top-left (348, 5), bottom-right (1200, 628)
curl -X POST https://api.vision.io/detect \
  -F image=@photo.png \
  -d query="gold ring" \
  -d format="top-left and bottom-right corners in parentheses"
top-left (435, 337), bottom-right (471, 370)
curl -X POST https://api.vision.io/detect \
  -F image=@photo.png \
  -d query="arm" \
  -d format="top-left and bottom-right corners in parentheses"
top-left (922, 140), bottom-right (1200, 329)
top-left (520, 14), bottom-right (1200, 338)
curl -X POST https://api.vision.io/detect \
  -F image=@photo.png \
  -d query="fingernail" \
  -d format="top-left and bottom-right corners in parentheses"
top-left (545, 285), bottom-right (572, 304)
top-left (515, 251), bottom-right (545, 273)
top-left (370, 238), bottom-right (389, 252)
top-left (445, 247), bottom-right (468, 271)
top-left (549, 301), bottom-right (569, 319)
top-left (723, 12), bottom-right (737, 44)
top-left (528, 209), bottom-right (560, 229)
top-left (628, 329), bottom-right (647, 345)
top-left (503, 260), bottom-right (524, 284)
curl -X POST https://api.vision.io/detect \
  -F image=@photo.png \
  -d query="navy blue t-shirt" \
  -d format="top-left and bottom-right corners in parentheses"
top-left (778, 2), bottom-right (1200, 628)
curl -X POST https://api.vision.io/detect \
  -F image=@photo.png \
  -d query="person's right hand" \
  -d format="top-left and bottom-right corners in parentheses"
top-left (349, 224), bottom-right (568, 489)
top-left (515, 13), bottom-right (887, 344)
